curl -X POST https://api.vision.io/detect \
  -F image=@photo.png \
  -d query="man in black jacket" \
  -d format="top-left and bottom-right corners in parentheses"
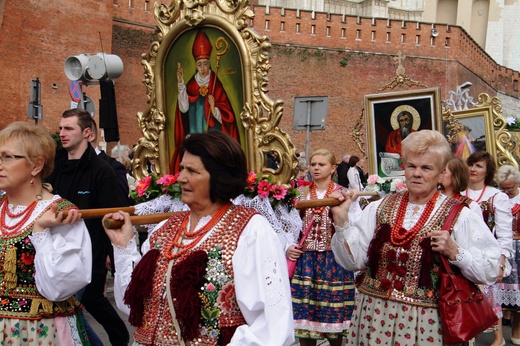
top-left (47, 108), bottom-right (129, 346)
top-left (336, 153), bottom-right (351, 188)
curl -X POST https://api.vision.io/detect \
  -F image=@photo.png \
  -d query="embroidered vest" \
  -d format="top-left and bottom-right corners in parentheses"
top-left (0, 197), bottom-right (81, 319)
top-left (297, 184), bottom-right (345, 251)
top-left (512, 204), bottom-right (520, 240)
top-left (356, 193), bottom-right (459, 308)
top-left (133, 205), bottom-right (257, 346)
top-left (480, 195), bottom-right (496, 232)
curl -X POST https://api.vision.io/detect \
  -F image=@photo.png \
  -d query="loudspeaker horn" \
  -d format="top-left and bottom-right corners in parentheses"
top-left (431, 28), bottom-right (439, 37)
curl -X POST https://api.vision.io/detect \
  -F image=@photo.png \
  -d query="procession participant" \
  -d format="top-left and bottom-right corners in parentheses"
top-left (104, 131), bottom-right (294, 345)
top-left (463, 151), bottom-right (513, 346)
top-left (331, 130), bottom-right (501, 345)
top-left (286, 148), bottom-right (355, 346)
top-left (0, 121), bottom-right (92, 344)
top-left (495, 165), bottom-right (520, 345)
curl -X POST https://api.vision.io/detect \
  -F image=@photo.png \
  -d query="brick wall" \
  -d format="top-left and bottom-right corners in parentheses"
top-left (0, 1), bottom-right (518, 167)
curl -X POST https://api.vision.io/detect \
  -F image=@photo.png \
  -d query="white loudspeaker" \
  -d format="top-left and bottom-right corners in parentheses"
top-left (431, 28), bottom-right (439, 37)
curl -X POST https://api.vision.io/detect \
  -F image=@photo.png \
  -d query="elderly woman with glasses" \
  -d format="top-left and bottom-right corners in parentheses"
top-left (0, 121), bottom-right (92, 344)
top-left (495, 165), bottom-right (520, 345)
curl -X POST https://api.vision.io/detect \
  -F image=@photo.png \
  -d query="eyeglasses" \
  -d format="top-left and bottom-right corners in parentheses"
top-left (0, 154), bottom-right (26, 164)
top-left (499, 184), bottom-right (518, 192)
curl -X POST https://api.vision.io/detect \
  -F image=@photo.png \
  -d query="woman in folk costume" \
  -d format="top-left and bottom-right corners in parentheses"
top-left (170, 29), bottom-right (239, 173)
top-left (331, 130), bottom-right (501, 344)
top-left (285, 148), bottom-right (355, 346)
top-left (0, 121), bottom-right (92, 345)
top-left (495, 165), bottom-right (520, 345)
top-left (103, 131), bottom-right (294, 345)
top-left (438, 157), bottom-right (481, 214)
top-left (462, 151), bottom-right (513, 346)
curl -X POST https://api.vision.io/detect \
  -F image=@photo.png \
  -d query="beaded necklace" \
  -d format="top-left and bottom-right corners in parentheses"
top-left (465, 186), bottom-right (487, 203)
top-left (390, 191), bottom-right (439, 246)
top-left (309, 181), bottom-right (335, 214)
top-left (0, 196), bottom-right (37, 234)
top-left (164, 202), bottom-right (231, 260)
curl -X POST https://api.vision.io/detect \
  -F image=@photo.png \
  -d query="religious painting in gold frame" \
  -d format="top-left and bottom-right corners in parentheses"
top-left (365, 87), bottom-right (442, 178)
top-left (445, 93), bottom-right (518, 169)
top-left (131, 0), bottom-right (297, 182)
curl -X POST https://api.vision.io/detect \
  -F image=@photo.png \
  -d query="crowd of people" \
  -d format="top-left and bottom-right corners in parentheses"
top-left (2, 118), bottom-right (520, 345)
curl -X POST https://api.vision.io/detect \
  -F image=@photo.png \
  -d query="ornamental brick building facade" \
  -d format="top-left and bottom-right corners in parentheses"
top-left (0, 0), bottom-right (519, 165)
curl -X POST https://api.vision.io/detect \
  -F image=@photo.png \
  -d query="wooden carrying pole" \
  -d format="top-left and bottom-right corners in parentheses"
top-left (62, 191), bottom-right (380, 229)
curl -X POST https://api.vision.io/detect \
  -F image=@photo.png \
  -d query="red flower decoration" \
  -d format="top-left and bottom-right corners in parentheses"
top-left (135, 175), bottom-right (152, 197)
top-left (21, 252), bottom-right (35, 265)
top-left (386, 249), bottom-right (397, 260)
top-left (381, 278), bottom-right (392, 291)
top-left (393, 280), bottom-right (404, 291)
top-left (156, 173), bottom-right (179, 186)
top-left (398, 252), bottom-right (409, 262)
top-left (387, 262), bottom-right (397, 273)
top-left (297, 178), bottom-right (312, 187)
top-left (256, 180), bottom-right (272, 198)
top-left (247, 172), bottom-right (257, 185)
top-left (271, 184), bottom-right (288, 200)
top-left (217, 282), bottom-right (236, 312)
top-left (395, 265), bottom-right (407, 277)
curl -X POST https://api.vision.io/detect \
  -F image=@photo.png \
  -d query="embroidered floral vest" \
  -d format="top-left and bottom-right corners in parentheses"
top-left (512, 204), bottom-right (520, 240)
top-left (133, 205), bottom-right (257, 346)
top-left (355, 193), bottom-right (460, 308)
top-left (297, 184), bottom-right (346, 251)
top-left (0, 197), bottom-right (80, 319)
top-left (480, 196), bottom-right (496, 231)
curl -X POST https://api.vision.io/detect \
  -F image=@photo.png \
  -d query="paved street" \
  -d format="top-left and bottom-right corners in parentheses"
top-left (84, 273), bottom-right (514, 345)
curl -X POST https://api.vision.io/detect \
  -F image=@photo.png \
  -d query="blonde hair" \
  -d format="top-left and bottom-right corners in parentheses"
top-left (0, 121), bottom-right (56, 179)
top-left (309, 148), bottom-right (337, 167)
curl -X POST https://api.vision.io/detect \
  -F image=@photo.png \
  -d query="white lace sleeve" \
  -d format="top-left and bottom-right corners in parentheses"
top-left (233, 195), bottom-right (302, 246)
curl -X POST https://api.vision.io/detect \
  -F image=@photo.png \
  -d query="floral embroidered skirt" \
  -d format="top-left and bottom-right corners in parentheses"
top-left (495, 239), bottom-right (520, 311)
top-left (291, 250), bottom-right (354, 339)
top-left (346, 292), bottom-right (443, 345)
top-left (0, 311), bottom-right (89, 345)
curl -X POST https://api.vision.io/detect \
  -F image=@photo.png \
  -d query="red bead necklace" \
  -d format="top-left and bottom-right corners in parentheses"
top-left (390, 191), bottom-right (440, 246)
top-left (465, 186), bottom-right (487, 203)
top-left (309, 181), bottom-right (335, 214)
top-left (0, 196), bottom-right (37, 234)
top-left (165, 202), bottom-right (231, 260)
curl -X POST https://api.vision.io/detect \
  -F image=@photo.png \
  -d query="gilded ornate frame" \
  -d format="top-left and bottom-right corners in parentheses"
top-left (131, 0), bottom-right (297, 182)
top-left (445, 93), bottom-right (518, 169)
top-left (364, 87), bottom-right (442, 177)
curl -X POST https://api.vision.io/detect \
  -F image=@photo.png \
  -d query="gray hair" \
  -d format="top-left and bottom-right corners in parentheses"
top-left (496, 165), bottom-right (520, 184)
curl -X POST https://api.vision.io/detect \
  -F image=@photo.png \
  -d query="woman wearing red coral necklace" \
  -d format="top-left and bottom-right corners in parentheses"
top-left (463, 151), bottom-right (513, 346)
top-left (0, 121), bottom-right (92, 345)
top-left (287, 148), bottom-right (355, 346)
top-left (331, 130), bottom-right (501, 345)
top-left (103, 131), bottom-right (294, 346)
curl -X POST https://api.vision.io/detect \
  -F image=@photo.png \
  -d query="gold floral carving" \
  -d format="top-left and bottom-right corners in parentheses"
top-left (132, 0), bottom-right (297, 182)
top-left (473, 93), bottom-right (517, 169)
